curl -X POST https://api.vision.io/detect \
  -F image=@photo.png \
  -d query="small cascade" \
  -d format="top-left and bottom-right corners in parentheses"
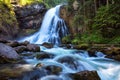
top-left (21, 5), bottom-right (68, 45)
top-left (25, 47), bottom-right (120, 80)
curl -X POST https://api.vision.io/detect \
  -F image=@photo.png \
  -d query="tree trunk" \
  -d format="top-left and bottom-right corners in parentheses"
top-left (106, 0), bottom-right (109, 8)
top-left (112, 0), bottom-right (114, 4)
top-left (94, 0), bottom-right (97, 13)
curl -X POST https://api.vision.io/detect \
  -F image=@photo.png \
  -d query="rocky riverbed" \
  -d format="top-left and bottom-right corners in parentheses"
top-left (0, 38), bottom-right (120, 80)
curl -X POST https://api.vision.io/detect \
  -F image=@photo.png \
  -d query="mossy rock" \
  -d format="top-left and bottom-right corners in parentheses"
top-left (73, 44), bottom-right (89, 50)
top-left (0, 1), bottom-right (19, 39)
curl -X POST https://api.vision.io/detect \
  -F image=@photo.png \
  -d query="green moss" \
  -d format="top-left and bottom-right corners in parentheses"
top-left (0, 1), bottom-right (19, 39)
top-left (62, 35), bottom-right (71, 44)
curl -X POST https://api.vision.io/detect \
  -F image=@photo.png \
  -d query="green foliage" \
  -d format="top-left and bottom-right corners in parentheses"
top-left (43, 0), bottom-right (67, 8)
top-left (93, 4), bottom-right (120, 38)
top-left (19, 0), bottom-right (43, 6)
top-left (67, 0), bottom-right (74, 11)
top-left (110, 36), bottom-right (120, 44)
top-left (81, 32), bottom-right (104, 44)
top-left (73, 14), bottom-right (84, 27)
top-left (0, 1), bottom-right (17, 25)
top-left (0, 1), bottom-right (19, 39)
top-left (62, 35), bottom-right (71, 44)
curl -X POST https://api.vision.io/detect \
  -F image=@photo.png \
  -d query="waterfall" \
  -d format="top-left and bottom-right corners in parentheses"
top-left (20, 5), bottom-right (120, 80)
top-left (21, 5), bottom-right (68, 45)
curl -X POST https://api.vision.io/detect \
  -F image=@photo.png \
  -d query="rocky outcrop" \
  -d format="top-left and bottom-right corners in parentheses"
top-left (0, 38), bottom-right (40, 53)
top-left (0, 43), bottom-right (19, 63)
top-left (0, 2), bottom-right (19, 39)
top-left (14, 3), bottom-right (46, 32)
top-left (87, 44), bottom-right (120, 61)
top-left (102, 47), bottom-right (120, 61)
top-left (69, 70), bottom-right (101, 80)
top-left (14, 42), bottom-right (40, 53)
top-left (60, 4), bottom-right (81, 36)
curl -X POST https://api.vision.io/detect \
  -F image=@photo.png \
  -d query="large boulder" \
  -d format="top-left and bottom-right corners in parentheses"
top-left (27, 44), bottom-right (40, 52)
top-left (35, 63), bottom-right (62, 75)
top-left (69, 70), bottom-right (101, 80)
top-left (36, 52), bottom-right (54, 60)
top-left (0, 43), bottom-right (19, 63)
top-left (14, 45), bottom-right (27, 53)
top-left (41, 42), bottom-right (54, 48)
top-left (44, 65), bottom-right (62, 75)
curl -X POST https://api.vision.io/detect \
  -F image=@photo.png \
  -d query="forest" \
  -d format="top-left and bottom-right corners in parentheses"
top-left (62, 0), bottom-right (120, 44)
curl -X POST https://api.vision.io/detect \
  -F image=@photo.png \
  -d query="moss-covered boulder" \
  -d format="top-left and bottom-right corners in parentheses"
top-left (0, 1), bottom-right (19, 39)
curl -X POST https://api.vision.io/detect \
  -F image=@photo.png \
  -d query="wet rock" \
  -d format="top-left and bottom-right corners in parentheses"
top-left (87, 49), bottom-right (97, 57)
top-left (27, 44), bottom-right (40, 52)
top-left (0, 43), bottom-right (19, 59)
top-left (36, 52), bottom-right (54, 60)
top-left (0, 64), bottom-right (46, 80)
top-left (56, 56), bottom-right (79, 70)
top-left (73, 44), bottom-right (89, 50)
top-left (69, 70), bottom-right (101, 80)
top-left (41, 42), bottom-right (54, 48)
top-left (6, 40), bottom-right (19, 47)
top-left (87, 45), bottom-right (120, 61)
top-left (44, 65), bottom-right (62, 75)
top-left (35, 63), bottom-right (44, 68)
top-left (36, 63), bottom-right (62, 75)
top-left (0, 40), bottom-right (41, 53)
top-left (0, 38), bottom-right (9, 43)
top-left (19, 41), bottom-right (30, 46)
top-left (14, 45), bottom-right (27, 53)
top-left (104, 47), bottom-right (120, 61)
top-left (59, 44), bottom-right (73, 49)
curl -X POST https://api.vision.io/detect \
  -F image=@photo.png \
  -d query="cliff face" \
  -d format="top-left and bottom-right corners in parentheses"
top-left (60, 5), bottom-right (78, 36)
top-left (0, 1), bottom-right (19, 39)
top-left (14, 3), bottom-right (47, 36)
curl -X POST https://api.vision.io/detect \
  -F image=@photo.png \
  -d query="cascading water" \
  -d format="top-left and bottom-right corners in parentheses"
top-left (25, 47), bottom-right (120, 80)
top-left (21, 5), bottom-right (68, 45)
top-left (20, 5), bottom-right (120, 80)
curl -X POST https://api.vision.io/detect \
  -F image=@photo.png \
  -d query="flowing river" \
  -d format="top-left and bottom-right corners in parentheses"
top-left (20, 5), bottom-right (120, 80)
